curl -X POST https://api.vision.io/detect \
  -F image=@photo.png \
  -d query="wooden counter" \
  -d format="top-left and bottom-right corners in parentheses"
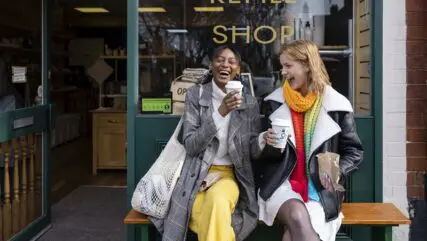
top-left (91, 108), bottom-right (127, 175)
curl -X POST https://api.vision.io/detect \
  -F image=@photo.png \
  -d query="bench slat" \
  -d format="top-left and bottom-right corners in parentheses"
top-left (124, 203), bottom-right (410, 226)
top-left (124, 209), bottom-right (151, 225)
top-left (341, 203), bottom-right (410, 225)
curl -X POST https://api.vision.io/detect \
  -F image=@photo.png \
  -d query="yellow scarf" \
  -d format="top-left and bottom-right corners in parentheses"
top-left (283, 80), bottom-right (317, 113)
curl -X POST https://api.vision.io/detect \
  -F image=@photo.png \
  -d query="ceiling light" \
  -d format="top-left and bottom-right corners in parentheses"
top-left (167, 29), bottom-right (188, 33)
top-left (194, 7), bottom-right (224, 12)
top-left (138, 7), bottom-right (166, 13)
top-left (227, 27), bottom-right (247, 31)
top-left (74, 7), bottom-right (109, 13)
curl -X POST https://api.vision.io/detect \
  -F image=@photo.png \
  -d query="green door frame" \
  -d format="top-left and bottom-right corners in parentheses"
top-left (126, 0), bottom-right (139, 240)
top-left (41, 0), bottom-right (52, 218)
top-left (372, 0), bottom-right (383, 203)
top-left (0, 0), bottom-right (52, 240)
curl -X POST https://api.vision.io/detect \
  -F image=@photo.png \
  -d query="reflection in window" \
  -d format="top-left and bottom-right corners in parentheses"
top-left (138, 0), bottom-right (355, 113)
top-left (0, 1), bottom-right (43, 111)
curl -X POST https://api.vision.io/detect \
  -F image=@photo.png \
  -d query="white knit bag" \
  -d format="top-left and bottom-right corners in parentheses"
top-left (131, 85), bottom-right (202, 218)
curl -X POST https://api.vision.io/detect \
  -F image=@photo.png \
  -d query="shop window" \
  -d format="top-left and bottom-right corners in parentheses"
top-left (0, 1), bottom-right (43, 111)
top-left (137, 0), bottom-right (371, 116)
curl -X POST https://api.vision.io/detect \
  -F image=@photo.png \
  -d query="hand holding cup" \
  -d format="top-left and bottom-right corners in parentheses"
top-left (264, 128), bottom-right (280, 147)
top-left (267, 119), bottom-right (291, 149)
top-left (218, 90), bottom-right (242, 117)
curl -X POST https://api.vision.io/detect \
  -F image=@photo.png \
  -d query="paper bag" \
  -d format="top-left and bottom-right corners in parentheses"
top-left (316, 152), bottom-right (345, 192)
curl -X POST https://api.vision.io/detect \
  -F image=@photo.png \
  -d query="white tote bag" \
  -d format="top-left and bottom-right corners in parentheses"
top-left (131, 85), bottom-right (202, 219)
top-left (131, 117), bottom-right (186, 218)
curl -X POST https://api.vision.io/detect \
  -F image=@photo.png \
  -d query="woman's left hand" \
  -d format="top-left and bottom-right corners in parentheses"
top-left (263, 128), bottom-right (278, 146)
top-left (320, 172), bottom-right (334, 192)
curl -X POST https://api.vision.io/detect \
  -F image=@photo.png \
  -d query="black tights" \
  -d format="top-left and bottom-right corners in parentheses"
top-left (275, 199), bottom-right (321, 241)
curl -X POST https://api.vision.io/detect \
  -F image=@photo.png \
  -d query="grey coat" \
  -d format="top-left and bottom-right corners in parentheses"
top-left (150, 82), bottom-right (262, 241)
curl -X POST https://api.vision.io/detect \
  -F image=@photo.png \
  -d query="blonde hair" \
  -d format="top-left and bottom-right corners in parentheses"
top-left (281, 40), bottom-right (330, 94)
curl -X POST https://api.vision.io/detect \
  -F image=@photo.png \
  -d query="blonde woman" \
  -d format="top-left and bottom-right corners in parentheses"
top-left (256, 40), bottom-right (363, 241)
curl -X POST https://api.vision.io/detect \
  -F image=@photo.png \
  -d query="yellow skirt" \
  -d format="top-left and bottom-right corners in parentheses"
top-left (189, 165), bottom-right (239, 241)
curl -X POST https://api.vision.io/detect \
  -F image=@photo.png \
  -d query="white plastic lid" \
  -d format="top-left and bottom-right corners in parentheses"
top-left (225, 81), bottom-right (243, 89)
top-left (271, 119), bottom-right (291, 127)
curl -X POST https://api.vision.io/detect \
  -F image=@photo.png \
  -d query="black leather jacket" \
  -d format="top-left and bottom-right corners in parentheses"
top-left (254, 100), bottom-right (364, 222)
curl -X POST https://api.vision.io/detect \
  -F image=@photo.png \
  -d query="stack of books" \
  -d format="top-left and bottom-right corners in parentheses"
top-left (181, 68), bottom-right (209, 83)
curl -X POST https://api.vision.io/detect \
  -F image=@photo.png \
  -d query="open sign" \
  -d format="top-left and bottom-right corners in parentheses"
top-left (177, 87), bottom-right (188, 95)
top-left (170, 81), bottom-right (196, 102)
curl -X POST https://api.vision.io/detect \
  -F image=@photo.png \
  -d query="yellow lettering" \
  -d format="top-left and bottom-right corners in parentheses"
top-left (213, 24), bottom-right (295, 44)
top-left (229, 0), bottom-right (240, 3)
top-left (254, 26), bottom-right (276, 44)
top-left (213, 25), bottom-right (228, 44)
top-left (281, 25), bottom-right (294, 43)
top-left (232, 26), bottom-right (251, 44)
top-left (210, 0), bottom-right (225, 3)
top-left (271, 0), bottom-right (281, 3)
top-left (285, 0), bottom-right (296, 3)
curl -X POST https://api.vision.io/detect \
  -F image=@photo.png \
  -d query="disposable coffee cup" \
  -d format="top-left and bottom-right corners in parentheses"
top-left (271, 119), bottom-right (291, 148)
top-left (225, 81), bottom-right (243, 97)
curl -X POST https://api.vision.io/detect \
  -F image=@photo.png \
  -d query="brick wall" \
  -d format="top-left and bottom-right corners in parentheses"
top-left (406, 0), bottom-right (427, 199)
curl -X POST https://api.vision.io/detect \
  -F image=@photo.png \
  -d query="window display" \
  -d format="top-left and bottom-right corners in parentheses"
top-left (137, 0), bottom-right (371, 116)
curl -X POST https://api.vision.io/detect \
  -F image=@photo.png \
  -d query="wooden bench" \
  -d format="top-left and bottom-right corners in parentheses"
top-left (124, 203), bottom-right (410, 241)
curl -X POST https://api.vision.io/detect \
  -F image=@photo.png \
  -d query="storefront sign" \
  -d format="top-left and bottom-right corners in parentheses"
top-left (213, 25), bottom-right (294, 44)
top-left (211, 0), bottom-right (297, 44)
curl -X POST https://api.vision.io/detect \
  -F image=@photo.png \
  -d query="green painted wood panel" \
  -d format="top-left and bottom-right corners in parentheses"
top-left (0, 105), bottom-right (50, 142)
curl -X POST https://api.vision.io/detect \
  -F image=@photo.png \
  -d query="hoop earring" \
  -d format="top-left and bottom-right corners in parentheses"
top-left (198, 68), bottom-right (213, 84)
top-left (235, 73), bottom-right (241, 81)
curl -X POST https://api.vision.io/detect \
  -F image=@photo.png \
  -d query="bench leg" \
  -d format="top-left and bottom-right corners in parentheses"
top-left (372, 226), bottom-right (393, 241)
top-left (140, 225), bottom-right (150, 241)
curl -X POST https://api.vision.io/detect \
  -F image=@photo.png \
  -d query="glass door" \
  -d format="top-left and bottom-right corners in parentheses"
top-left (0, 0), bottom-right (52, 240)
